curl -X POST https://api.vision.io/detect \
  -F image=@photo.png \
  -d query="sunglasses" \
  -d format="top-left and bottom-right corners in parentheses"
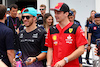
top-left (39, 8), bottom-right (45, 11)
top-left (22, 16), bottom-right (34, 19)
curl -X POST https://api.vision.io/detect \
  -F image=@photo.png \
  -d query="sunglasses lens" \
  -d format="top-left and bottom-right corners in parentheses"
top-left (40, 9), bottom-right (45, 10)
top-left (26, 16), bottom-right (30, 19)
top-left (22, 16), bottom-right (30, 19)
top-left (22, 16), bottom-right (25, 19)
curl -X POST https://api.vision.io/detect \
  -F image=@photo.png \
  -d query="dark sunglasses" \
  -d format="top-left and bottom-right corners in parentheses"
top-left (39, 8), bottom-right (45, 10)
top-left (22, 16), bottom-right (34, 19)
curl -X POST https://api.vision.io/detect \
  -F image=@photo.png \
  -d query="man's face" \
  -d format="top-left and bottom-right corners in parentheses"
top-left (95, 18), bottom-right (100, 25)
top-left (22, 13), bottom-right (35, 27)
top-left (10, 7), bottom-right (18, 18)
top-left (40, 7), bottom-right (46, 15)
top-left (68, 16), bottom-right (74, 22)
top-left (54, 10), bottom-right (67, 22)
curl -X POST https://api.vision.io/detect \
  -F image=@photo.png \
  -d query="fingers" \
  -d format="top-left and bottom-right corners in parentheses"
top-left (25, 59), bottom-right (31, 65)
top-left (12, 58), bottom-right (16, 67)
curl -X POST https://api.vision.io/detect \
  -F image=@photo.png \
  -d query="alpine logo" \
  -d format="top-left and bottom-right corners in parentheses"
top-left (32, 33), bottom-right (38, 38)
top-left (20, 33), bottom-right (23, 38)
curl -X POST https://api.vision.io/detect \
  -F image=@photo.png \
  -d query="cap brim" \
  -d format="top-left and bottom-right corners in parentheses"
top-left (50, 8), bottom-right (60, 11)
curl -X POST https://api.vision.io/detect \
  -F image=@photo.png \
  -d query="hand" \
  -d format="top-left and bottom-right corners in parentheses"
top-left (94, 47), bottom-right (100, 57)
top-left (54, 59), bottom-right (66, 67)
top-left (12, 58), bottom-right (16, 67)
top-left (12, 58), bottom-right (22, 67)
top-left (25, 57), bottom-right (36, 65)
top-left (87, 46), bottom-right (91, 51)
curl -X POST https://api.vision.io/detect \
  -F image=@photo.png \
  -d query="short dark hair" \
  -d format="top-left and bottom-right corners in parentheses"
top-left (0, 4), bottom-right (7, 19)
top-left (40, 4), bottom-right (46, 9)
top-left (9, 4), bottom-right (18, 10)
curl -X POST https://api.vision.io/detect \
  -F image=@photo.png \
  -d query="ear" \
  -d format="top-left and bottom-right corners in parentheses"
top-left (64, 12), bottom-right (69, 17)
top-left (33, 16), bottom-right (37, 21)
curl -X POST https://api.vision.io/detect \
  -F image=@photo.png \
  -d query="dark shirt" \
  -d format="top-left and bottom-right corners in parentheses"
top-left (85, 20), bottom-right (93, 27)
top-left (37, 14), bottom-right (43, 25)
top-left (88, 23), bottom-right (100, 44)
top-left (5, 16), bottom-right (21, 50)
top-left (19, 27), bottom-right (47, 67)
top-left (0, 22), bottom-right (14, 67)
top-left (74, 20), bottom-right (81, 27)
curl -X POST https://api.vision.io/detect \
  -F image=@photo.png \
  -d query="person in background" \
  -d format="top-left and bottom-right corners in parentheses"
top-left (85, 10), bottom-right (96, 65)
top-left (68, 10), bottom-right (82, 67)
top-left (88, 13), bottom-right (100, 67)
top-left (70, 8), bottom-right (80, 24)
top-left (37, 4), bottom-right (46, 26)
top-left (6, 8), bottom-right (10, 17)
top-left (68, 10), bottom-right (81, 26)
top-left (6, 4), bottom-right (21, 51)
top-left (45, 2), bottom-right (87, 67)
top-left (17, 10), bottom-right (22, 21)
top-left (43, 13), bottom-right (54, 32)
top-left (0, 4), bottom-right (15, 67)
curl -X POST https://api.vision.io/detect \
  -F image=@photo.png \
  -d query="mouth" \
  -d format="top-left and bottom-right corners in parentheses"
top-left (24, 21), bottom-right (28, 25)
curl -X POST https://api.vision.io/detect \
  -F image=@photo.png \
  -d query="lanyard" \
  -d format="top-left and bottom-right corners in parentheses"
top-left (10, 17), bottom-right (18, 29)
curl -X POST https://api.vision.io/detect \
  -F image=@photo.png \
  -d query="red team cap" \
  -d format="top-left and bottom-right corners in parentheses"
top-left (50, 2), bottom-right (70, 12)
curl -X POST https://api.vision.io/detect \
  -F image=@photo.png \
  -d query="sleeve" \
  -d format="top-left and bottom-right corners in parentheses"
top-left (88, 25), bottom-right (92, 33)
top-left (85, 20), bottom-right (89, 27)
top-left (6, 29), bottom-right (14, 50)
top-left (45, 29), bottom-right (53, 48)
top-left (75, 26), bottom-right (88, 48)
top-left (41, 31), bottom-right (48, 53)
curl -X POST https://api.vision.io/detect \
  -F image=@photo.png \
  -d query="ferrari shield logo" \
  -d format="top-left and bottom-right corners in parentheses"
top-left (69, 28), bottom-right (73, 33)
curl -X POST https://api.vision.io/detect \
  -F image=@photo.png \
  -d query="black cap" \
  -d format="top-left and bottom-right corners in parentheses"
top-left (95, 13), bottom-right (100, 18)
top-left (50, 2), bottom-right (70, 12)
top-left (68, 10), bottom-right (74, 16)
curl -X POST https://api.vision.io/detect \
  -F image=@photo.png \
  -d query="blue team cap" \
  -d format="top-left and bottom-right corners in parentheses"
top-left (94, 13), bottom-right (100, 18)
top-left (7, 8), bottom-right (10, 11)
top-left (22, 7), bottom-right (37, 17)
top-left (68, 10), bottom-right (74, 16)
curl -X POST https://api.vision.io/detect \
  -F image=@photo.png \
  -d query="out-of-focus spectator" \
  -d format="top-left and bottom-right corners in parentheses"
top-left (85, 10), bottom-right (96, 65)
top-left (43, 13), bottom-right (54, 32)
top-left (37, 4), bottom-right (46, 25)
top-left (70, 8), bottom-right (80, 24)
top-left (6, 8), bottom-right (10, 17)
top-left (88, 13), bottom-right (100, 67)
top-left (5, 4), bottom-right (21, 51)
top-left (0, 4), bottom-right (15, 67)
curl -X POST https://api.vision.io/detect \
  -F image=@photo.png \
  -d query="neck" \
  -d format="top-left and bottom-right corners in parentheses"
top-left (11, 15), bottom-right (16, 18)
top-left (59, 18), bottom-right (70, 29)
top-left (26, 23), bottom-right (37, 32)
top-left (0, 18), bottom-right (5, 23)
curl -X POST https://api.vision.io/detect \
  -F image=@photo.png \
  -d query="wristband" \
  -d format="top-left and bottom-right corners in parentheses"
top-left (35, 57), bottom-right (38, 62)
top-left (64, 57), bottom-right (68, 63)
